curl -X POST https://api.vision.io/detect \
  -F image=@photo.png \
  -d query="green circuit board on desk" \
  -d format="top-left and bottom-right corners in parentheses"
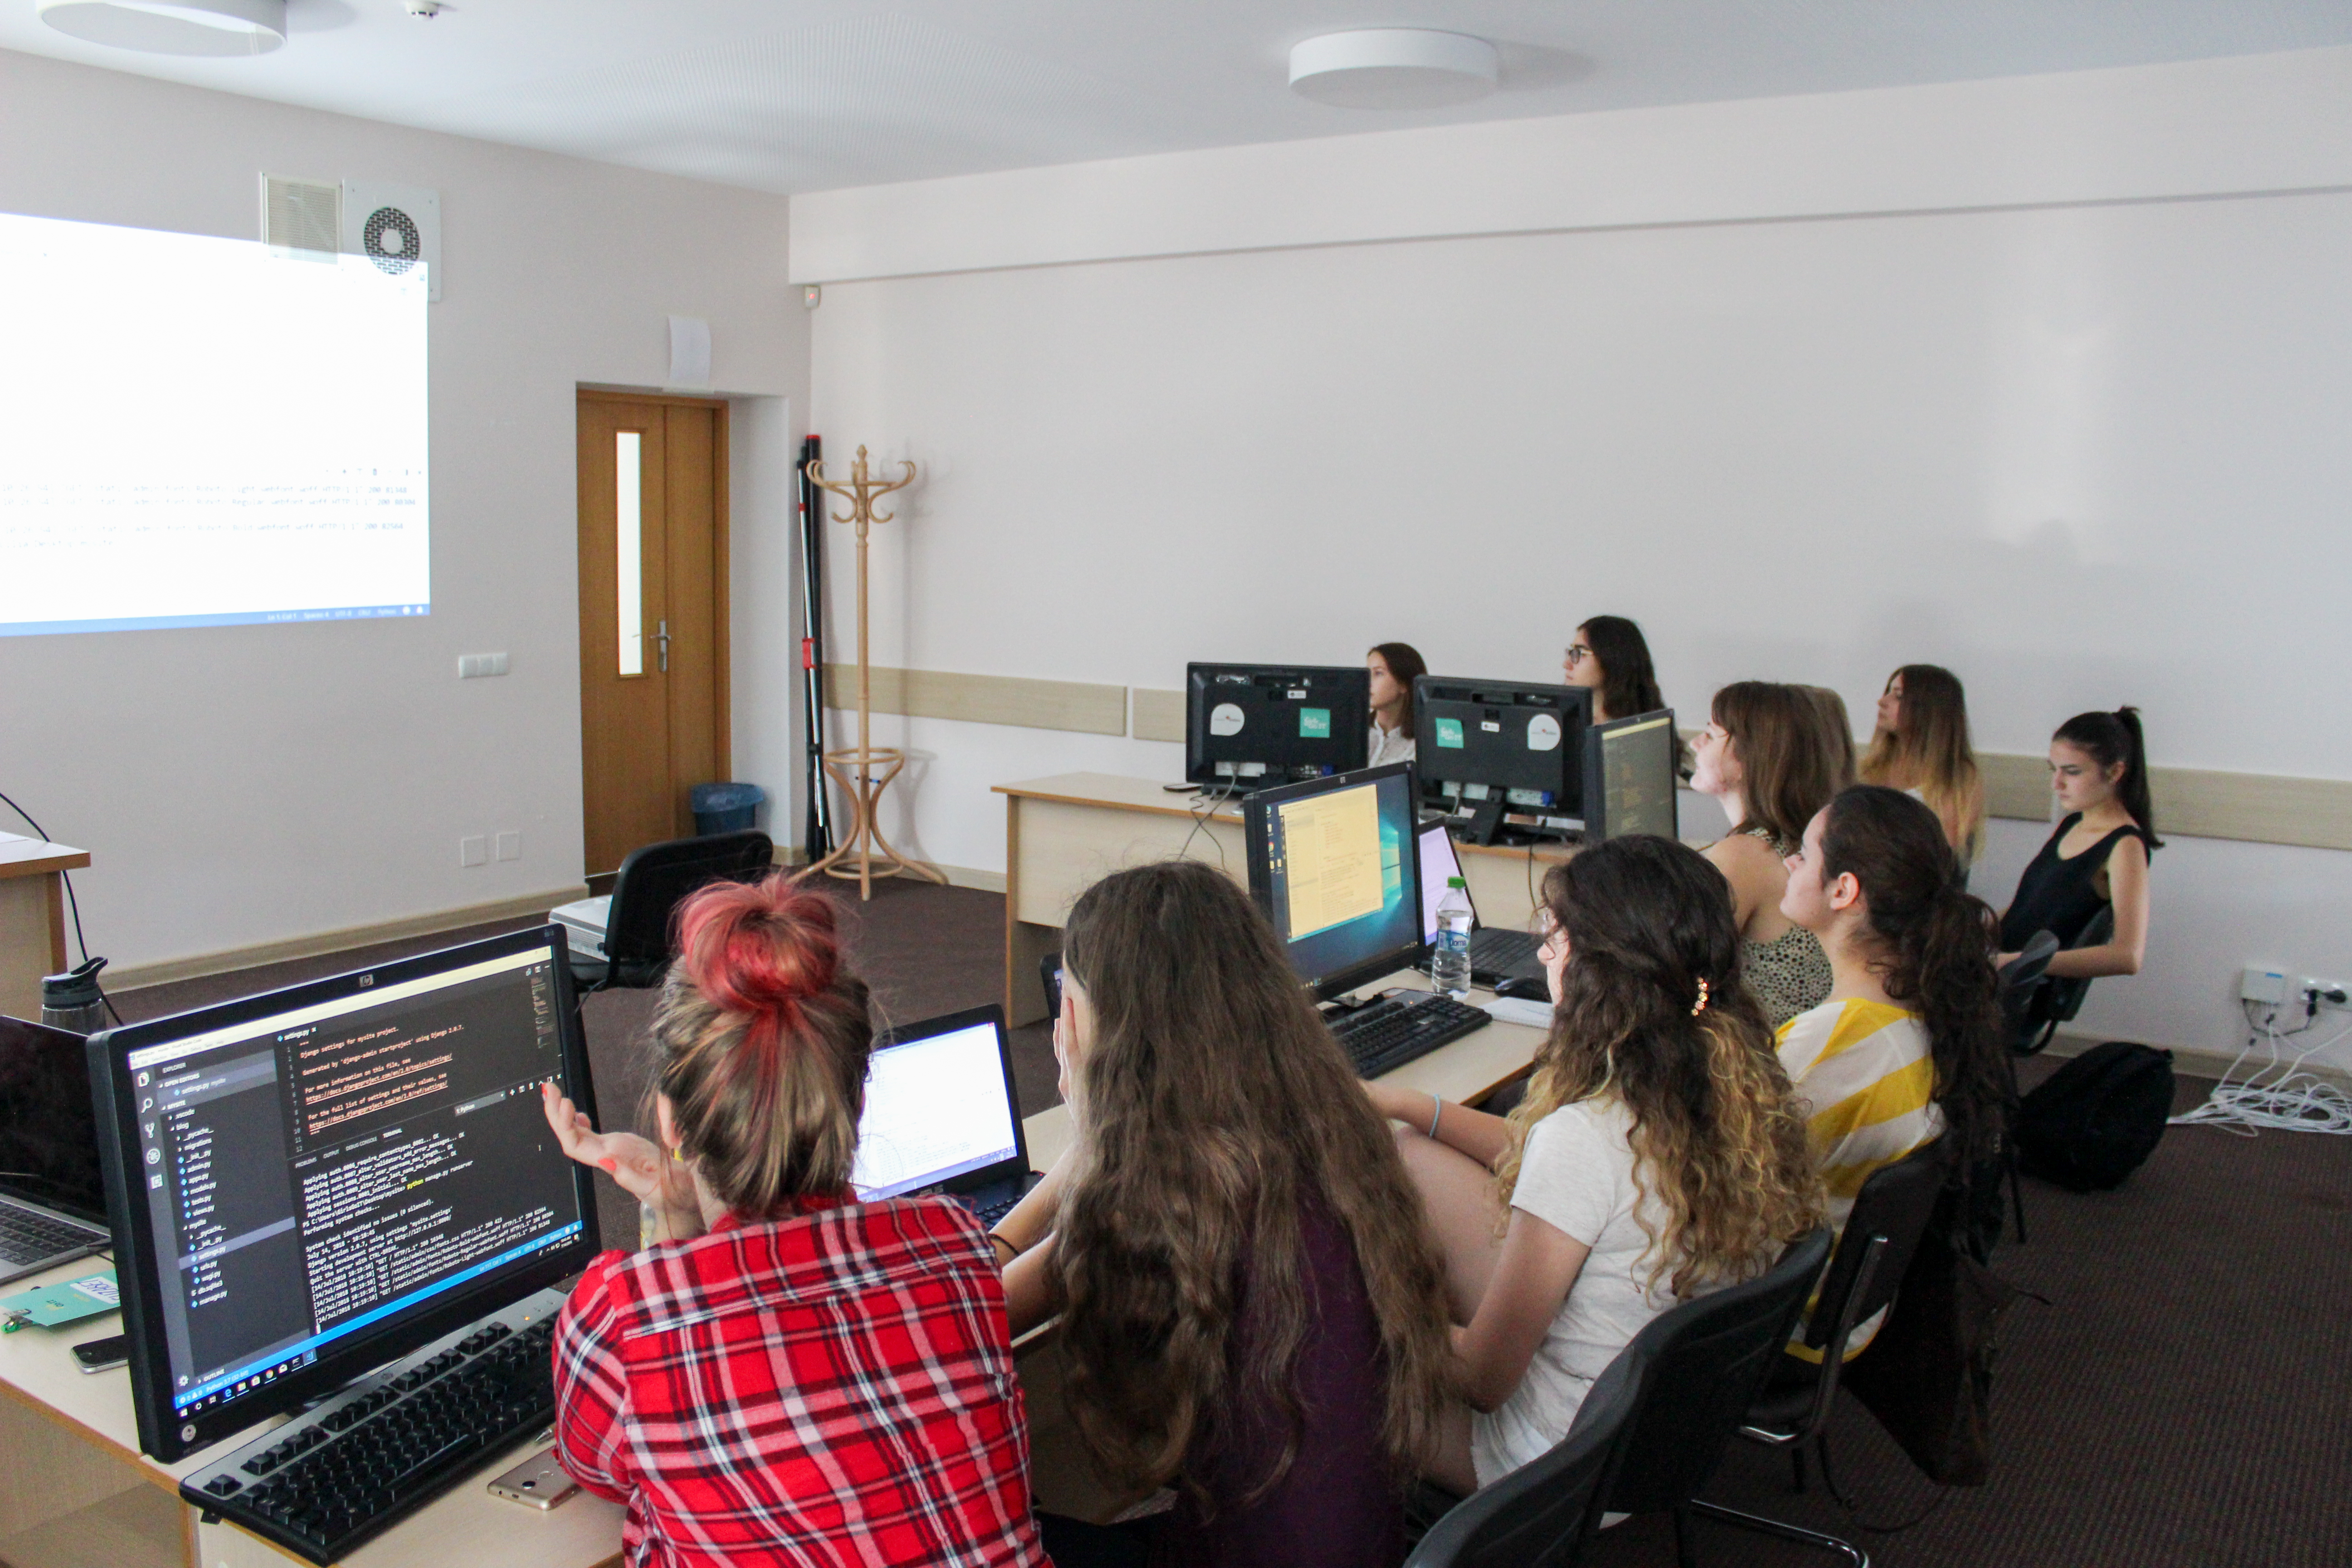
top-left (0, 1267), bottom-right (118, 1330)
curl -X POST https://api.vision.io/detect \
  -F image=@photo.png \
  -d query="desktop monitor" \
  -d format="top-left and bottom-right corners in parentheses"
top-left (1412, 676), bottom-right (1592, 843)
top-left (1185, 663), bottom-right (1371, 788)
top-left (86, 925), bottom-right (602, 1463)
top-left (1244, 762), bottom-right (1422, 1000)
top-left (1582, 709), bottom-right (1681, 843)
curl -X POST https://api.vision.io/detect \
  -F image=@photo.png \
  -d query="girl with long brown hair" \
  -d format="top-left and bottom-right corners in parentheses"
top-left (539, 875), bottom-right (1049, 1568)
top-left (1561, 615), bottom-right (1666, 723)
top-left (1367, 641), bottom-right (1427, 768)
top-left (989, 859), bottom-right (1454, 1568)
top-left (1689, 681), bottom-right (1843, 1027)
top-left (1861, 664), bottom-right (1987, 863)
top-left (1367, 835), bottom-right (1820, 1494)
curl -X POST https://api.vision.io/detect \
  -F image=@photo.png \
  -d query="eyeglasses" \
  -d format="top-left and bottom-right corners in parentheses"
top-left (1563, 644), bottom-right (1592, 666)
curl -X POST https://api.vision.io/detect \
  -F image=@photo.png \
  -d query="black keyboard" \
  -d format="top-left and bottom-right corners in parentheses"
top-left (0, 1198), bottom-right (105, 1265)
top-left (182, 1296), bottom-right (564, 1565)
top-left (1328, 993), bottom-right (1490, 1079)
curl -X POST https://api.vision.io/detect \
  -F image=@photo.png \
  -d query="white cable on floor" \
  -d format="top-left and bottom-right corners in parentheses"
top-left (2170, 1006), bottom-right (2352, 1136)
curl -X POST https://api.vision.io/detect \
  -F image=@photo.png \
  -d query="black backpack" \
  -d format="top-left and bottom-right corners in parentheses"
top-left (2014, 1042), bottom-right (2174, 1191)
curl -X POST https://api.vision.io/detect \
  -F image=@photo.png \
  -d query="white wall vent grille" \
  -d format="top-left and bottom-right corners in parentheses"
top-left (260, 173), bottom-right (340, 261)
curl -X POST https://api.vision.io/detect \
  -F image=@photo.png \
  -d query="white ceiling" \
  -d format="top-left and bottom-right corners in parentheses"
top-left (6, 1), bottom-right (2352, 196)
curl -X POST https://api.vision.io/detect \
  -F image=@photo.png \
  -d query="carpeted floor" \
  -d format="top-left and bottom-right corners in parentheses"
top-left (114, 880), bottom-right (2352, 1567)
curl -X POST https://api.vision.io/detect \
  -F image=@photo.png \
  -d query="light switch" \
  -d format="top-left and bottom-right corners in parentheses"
top-left (495, 831), bottom-right (520, 862)
top-left (458, 653), bottom-right (510, 679)
top-left (460, 836), bottom-right (488, 867)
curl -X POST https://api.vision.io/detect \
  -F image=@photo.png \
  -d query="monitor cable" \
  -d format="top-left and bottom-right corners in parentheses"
top-left (0, 786), bottom-right (119, 1024)
top-left (1180, 781), bottom-right (1237, 869)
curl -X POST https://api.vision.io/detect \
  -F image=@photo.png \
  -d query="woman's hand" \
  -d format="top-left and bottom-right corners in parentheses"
top-left (541, 1081), bottom-right (700, 1221)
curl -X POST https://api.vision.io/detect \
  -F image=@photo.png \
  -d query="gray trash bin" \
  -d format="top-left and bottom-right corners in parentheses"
top-left (690, 781), bottom-right (765, 836)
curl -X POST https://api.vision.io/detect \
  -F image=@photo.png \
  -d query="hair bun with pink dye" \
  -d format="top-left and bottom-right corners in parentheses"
top-left (673, 876), bottom-right (841, 1020)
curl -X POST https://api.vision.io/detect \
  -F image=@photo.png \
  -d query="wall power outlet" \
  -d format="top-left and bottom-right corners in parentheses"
top-left (2300, 977), bottom-right (2351, 1011)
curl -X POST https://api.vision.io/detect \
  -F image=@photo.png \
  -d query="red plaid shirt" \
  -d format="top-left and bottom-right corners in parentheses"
top-left (554, 1194), bottom-right (1049, 1568)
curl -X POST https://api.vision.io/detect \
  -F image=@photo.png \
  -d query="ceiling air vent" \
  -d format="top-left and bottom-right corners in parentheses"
top-left (261, 173), bottom-right (340, 261)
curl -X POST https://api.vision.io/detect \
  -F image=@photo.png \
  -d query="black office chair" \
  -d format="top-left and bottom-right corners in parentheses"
top-left (1404, 1352), bottom-right (1642, 1568)
top-left (1987, 929), bottom-right (2062, 1247)
top-left (1729, 1141), bottom-right (1949, 1511)
top-left (571, 830), bottom-right (775, 992)
top-left (1597, 1226), bottom-right (1839, 1568)
top-left (2011, 907), bottom-right (2112, 1057)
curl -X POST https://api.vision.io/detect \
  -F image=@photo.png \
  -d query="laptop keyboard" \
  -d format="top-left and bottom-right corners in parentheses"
top-left (0, 1200), bottom-right (105, 1264)
top-left (1328, 994), bottom-right (1489, 1080)
top-left (1470, 927), bottom-right (1540, 973)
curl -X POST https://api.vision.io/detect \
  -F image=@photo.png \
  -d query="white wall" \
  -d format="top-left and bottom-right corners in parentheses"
top-left (0, 48), bottom-right (809, 974)
top-left (803, 47), bottom-right (2352, 1059)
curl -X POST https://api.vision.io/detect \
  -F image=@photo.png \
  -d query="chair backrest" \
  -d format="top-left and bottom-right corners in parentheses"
top-left (603, 830), bottom-right (776, 968)
top-left (1406, 1350), bottom-right (1642, 1568)
top-left (2039, 905), bottom-right (2115, 1026)
top-left (1802, 1140), bottom-right (1947, 1351)
top-left (1601, 1226), bottom-right (1833, 1516)
top-left (1997, 930), bottom-right (2062, 1030)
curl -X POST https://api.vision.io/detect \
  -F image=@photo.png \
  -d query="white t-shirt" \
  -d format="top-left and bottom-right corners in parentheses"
top-left (1471, 1098), bottom-right (1693, 1486)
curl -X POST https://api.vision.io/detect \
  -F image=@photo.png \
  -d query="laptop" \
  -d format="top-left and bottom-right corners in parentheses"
top-left (1415, 823), bottom-right (1548, 989)
top-left (0, 1015), bottom-right (113, 1285)
top-left (851, 1004), bottom-right (1042, 1227)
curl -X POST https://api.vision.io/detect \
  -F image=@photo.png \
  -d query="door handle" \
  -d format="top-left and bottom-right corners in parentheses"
top-left (657, 620), bottom-right (670, 673)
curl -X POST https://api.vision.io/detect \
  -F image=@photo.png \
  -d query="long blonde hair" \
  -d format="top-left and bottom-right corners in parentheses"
top-left (1861, 664), bottom-right (1986, 861)
top-left (1493, 838), bottom-right (1821, 1296)
top-left (1051, 861), bottom-right (1454, 1504)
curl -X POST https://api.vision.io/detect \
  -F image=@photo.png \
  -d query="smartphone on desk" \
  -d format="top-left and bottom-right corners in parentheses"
top-left (488, 1447), bottom-right (581, 1511)
top-left (73, 1333), bottom-right (128, 1373)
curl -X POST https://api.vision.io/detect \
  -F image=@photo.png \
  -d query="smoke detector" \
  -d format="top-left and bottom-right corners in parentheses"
top-left (404, 1), bottom-right (443, 15)
top-left (1289, 29), bottom-right (1498, 110)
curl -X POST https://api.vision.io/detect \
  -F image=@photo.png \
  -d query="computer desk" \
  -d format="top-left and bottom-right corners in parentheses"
top-left (995, 773), bottom-right (1572, 1028)
top-left (0, 832), bottom-right (89, 1020)
top-left (0, 1262), bottom-right (626, 1568)
top-left (1013, 967), bottom-right (1548, 1524)
top-left (0, 975), bottom-right (1540, 1565)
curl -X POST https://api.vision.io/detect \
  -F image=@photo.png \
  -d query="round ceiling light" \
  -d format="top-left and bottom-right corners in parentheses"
top-left (38, 0), bottom-right (286, 57)
top-left (1289, 29), bottom-right (1498, 110)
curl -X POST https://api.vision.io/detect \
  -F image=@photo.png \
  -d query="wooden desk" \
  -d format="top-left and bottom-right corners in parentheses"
top-left (995, 774), bottom-right (1569, 1026)
top-left (1012, 968), bottom-right (1547, 1523)
top-left (0, 1262), bottom-right (625, 1568)
top-left (0, 833), bottom-right (88, 1020)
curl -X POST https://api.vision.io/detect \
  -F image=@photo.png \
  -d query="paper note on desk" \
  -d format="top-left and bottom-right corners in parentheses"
top-left (1482, 997), bottom-right (1554, 1029)
top-left (0, 1267), bottom-right (118, 1329)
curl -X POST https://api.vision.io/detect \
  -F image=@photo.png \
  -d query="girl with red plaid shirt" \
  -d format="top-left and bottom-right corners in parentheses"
top-left (539, 875), bottom-right (1049, 1568)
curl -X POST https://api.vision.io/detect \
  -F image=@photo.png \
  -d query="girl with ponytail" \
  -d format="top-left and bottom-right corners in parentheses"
top-left (539, 874), bottom-right (1048, 1568)
top-left (1996, 707), bottom-right (2160, 980)
top-left (1778, 787), bottom-right (2009, 1354)
top-left (1367, 835), bottom-right (1820, 1494)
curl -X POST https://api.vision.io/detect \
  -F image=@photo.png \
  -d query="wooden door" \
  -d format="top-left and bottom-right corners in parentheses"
top-left (578, 393), bottom-right (730, 877)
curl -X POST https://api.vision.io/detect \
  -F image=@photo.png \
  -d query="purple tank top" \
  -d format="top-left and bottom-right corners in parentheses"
top-left (1153, 1197), bottom-right (1403, 1568)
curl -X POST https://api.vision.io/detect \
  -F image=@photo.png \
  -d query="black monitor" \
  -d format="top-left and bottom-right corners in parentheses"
top-left (1185, 663), bottom-right (1371, 788)
top-left (1582, 709), bottom-right (1681, 843)
top-left (86, 925), bottom-right (602, 1463)
top-left (1412, 676), bottom-right (1592, 843)
top-left (0, 1014), bottom-right (109, 1231)
top-left (1244, 763), bottom-right (1422, 1000)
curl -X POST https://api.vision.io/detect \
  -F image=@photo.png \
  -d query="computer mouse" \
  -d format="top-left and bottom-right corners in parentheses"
top-left (1492, 976), bottom-right (1551, 1002)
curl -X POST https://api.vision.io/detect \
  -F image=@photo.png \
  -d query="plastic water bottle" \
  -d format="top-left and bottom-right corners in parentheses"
top-left (1432, 877), bottom-right (1474, 999)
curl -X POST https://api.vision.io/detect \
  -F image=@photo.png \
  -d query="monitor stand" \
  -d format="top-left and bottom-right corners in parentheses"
top-left (1462, 797), bottom-right (1509, 846)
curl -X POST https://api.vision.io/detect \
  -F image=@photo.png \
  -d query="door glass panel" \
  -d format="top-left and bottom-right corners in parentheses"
top-left (616, 431), bottom-right (642, 676)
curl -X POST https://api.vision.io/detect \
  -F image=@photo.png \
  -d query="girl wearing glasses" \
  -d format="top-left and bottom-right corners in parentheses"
top-left (1560, 616), bottom-right (1664, 724)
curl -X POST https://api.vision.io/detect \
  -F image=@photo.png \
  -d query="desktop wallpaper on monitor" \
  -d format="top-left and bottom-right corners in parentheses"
top-left (1264, 768), bottom-right (1421, 989)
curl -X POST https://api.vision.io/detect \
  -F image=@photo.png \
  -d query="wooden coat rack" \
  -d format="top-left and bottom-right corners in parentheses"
top-left (797, 445), bottom-right (946, 900)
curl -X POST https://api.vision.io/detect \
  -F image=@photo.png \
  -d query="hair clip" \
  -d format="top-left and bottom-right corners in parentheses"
top-left (1690, 978), bottom-right (1711, 1017)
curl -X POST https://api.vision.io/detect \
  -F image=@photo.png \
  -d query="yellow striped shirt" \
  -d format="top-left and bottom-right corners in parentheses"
top-left (1775, 998), bottom-right (1943, 1360)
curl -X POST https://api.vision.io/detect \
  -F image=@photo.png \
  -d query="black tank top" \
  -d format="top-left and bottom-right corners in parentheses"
top-left (1999, 813), bottom-right (2153, 951)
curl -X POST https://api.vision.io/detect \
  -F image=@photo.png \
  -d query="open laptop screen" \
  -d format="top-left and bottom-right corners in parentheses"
top-left (851, 1009), bottom-right (1022, 1201)
top-left (1416, 822), bottom-right (1481, 945)
top-left (0, 1014), bottom-right (108, 1224)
